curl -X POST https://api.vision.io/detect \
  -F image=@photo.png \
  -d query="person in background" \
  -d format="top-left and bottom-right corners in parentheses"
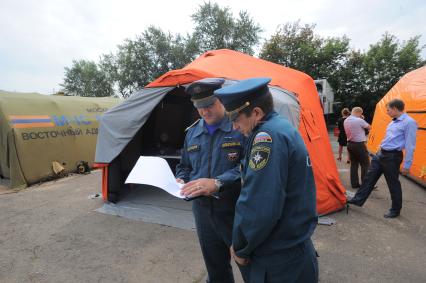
top-left (348, 99), bottom-right (417, 218)
top-left (176, 78), bottom-right (248, 283)
top-left (337, 108), bottom-right (351, 163)
top-left (215, 77), bottom-right (318, 283)
top-left (344, 107), bottom-right (371, 189)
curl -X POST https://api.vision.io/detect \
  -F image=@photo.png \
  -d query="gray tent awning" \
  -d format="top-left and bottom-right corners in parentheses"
top-left (95, 87), bottom-right (173, 163)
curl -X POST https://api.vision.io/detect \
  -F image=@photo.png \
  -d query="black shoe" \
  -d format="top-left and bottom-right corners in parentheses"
top-left (351, 185), bottom-right (360, 189)
top-left (347, 197), bottom-right (362, 206)
top-left (383, 210), bottom-right (400, 218)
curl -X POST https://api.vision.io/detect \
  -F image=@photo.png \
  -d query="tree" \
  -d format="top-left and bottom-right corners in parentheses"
top-left (61, 60), bottom-right (114, 97)
top-left (192, 2), bottom-right (262, 55)
top-left (63, 3), bottom-right (261, 98)
top-left (333, 50), bottom-right (368, 114)
top-left (357, 33), bottom-right (424, 118)
top-left (260, 21), bottom-right (350, 81)
top-left (260, 22), bottom-right (425, 121)
top-left (260, 22), bottom-right (321, 71)
top-left (100, 26), bottom-right (199, 98)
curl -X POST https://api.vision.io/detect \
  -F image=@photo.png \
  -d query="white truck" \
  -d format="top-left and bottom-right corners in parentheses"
top-left (314, 79), bottom-right (334, 114)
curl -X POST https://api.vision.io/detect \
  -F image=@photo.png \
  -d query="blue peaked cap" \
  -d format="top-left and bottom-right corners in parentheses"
top-left (186, 78), bottom-right (225, 108)
top-left (214, 77), bottom-right (272, 120)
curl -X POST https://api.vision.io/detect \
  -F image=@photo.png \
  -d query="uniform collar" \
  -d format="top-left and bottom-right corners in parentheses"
top-left (250, 110), bottom-right (278, 133)
top-left (193, 116), bottom-right (232, 137)
top-left (262, 110), bottom-right (278, 122)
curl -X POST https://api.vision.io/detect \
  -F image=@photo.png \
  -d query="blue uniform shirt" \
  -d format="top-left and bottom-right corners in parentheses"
top-left (176, 116), bottom-right (245, 189)
top-left (380, 113), bottom-right (417, 169)
top-left (233, 111), bottom-right (318, 258)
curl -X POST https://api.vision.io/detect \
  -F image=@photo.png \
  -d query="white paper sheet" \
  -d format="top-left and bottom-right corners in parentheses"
top-left (125, 156), bottom-right (184, 199)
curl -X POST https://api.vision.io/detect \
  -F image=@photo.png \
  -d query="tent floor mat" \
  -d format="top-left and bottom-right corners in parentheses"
top-left (96, 186), bottom-right (195, 231)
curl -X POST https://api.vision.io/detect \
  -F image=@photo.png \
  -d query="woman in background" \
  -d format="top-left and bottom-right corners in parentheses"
top-left (337, 108), bottom-right (350, 163)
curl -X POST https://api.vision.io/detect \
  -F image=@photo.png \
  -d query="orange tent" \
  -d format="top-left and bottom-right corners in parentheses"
top-left (367, 66), bottom-right (426, 186)
top-left (149, 49), bottom-right (346, 214)
top-left (96, 49), bottom-right (347, 215)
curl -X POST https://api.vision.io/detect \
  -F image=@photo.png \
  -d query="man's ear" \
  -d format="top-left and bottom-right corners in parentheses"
top-left (253, 107), bottom-right (265, 119)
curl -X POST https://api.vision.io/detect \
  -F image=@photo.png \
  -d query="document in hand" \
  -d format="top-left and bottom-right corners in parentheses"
top-left (125, 156), bottom-right (184, 199)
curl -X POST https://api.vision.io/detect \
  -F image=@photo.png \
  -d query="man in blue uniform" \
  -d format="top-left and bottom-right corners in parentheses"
top-left (348, 98), bottom-right (417, 218)
top-left (176, 78), bottom-right (248, 283)
top-left (215, 77), bottom-right (318, 283)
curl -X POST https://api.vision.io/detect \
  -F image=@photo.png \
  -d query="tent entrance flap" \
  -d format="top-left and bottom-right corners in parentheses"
top-left (106, 87), bottom-right (199, 203)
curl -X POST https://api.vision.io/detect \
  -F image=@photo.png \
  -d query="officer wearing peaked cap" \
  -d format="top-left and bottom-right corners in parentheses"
top-left (215, 78), bottom-right (319, 283)
top-left (175, 78), bottom-right (249, 283)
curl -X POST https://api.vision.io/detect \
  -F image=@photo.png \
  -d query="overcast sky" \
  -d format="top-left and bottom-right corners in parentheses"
top-left (1, 0), bottom-right (425, 94)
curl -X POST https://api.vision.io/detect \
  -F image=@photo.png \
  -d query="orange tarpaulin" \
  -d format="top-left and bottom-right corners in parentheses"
top-left (367, 66), bottom-right (426, 186)
top-left (149, 49), bottom-right (347, 215)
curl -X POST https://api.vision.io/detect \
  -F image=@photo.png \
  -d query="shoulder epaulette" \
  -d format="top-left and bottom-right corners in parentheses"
top-left (185, 119), bottom-right (200, 132)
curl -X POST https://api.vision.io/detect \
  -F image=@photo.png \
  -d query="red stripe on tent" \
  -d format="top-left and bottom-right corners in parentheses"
top-left (12, 122), bottom-right (55, 128)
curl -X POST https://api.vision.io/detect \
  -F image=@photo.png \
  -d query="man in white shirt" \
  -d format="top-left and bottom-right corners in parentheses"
top-left (344, 107), bottom-right (371, 188)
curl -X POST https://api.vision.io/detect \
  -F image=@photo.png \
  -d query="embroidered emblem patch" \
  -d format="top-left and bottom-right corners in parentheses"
top-left (249, 146), bottom-right (271, 171)
top-left (227, 151), bottom-right (240, 161)
top-left (253, 132), bottom-right (272, 145)
top-left (221, 141), bottom-right (241, 148)
top-left (187, 144), bottom-right (200, 152)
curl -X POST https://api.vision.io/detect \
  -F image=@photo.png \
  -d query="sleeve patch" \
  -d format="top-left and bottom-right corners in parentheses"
top-left (249, 146), bottom-right (270, 171)
top-left (253, 132), bottom-right (272, 145)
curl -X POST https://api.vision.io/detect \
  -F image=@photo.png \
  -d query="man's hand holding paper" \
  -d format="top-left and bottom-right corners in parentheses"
top-left (180, 178), bottom-right (219, 199)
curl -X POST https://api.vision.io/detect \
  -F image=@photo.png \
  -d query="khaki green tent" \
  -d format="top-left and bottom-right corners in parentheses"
top-left (0, 90), bottom-right (119, 189)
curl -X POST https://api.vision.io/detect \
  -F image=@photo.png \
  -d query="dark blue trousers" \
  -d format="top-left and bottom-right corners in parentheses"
top-left (193, 199), bottom-right (250, 283)
top-left (352, 150), bottom-right (403, 212)
top-left (247, 239), bottom-right (318, 283)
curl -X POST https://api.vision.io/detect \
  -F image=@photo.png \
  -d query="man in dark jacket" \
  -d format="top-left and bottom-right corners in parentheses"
top-left (215, 77), bottom-right (318, 283)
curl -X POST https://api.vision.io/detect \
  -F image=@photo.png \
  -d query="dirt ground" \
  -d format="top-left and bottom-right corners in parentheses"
top-left (0, 134), bottom-right (425, 282)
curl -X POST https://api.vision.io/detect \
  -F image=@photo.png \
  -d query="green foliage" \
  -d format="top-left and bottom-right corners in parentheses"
top-left (100, 26), bottom-right (198, 98)
top-left (191, 2), bottom-right (262, 55)
top-left (61, 60), bottom-right (114, 97)
top-left (62, 3), bottom-right (425, 110)
top-left (63, 2), bottom-right (262, 98)
top-left (260, 21), bottom-right (350, 81)
top-left (260, 22), bottom-right (424, 120)
top-left (344, 33), bottom-right (424, 118)
top-left (260, 22), bottom-right (322, 71)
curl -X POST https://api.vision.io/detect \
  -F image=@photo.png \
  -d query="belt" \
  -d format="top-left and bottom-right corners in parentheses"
top-left (380, 148), bottom-right (402, 153)
top-left (348, 141), bottom-right (365, 144)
